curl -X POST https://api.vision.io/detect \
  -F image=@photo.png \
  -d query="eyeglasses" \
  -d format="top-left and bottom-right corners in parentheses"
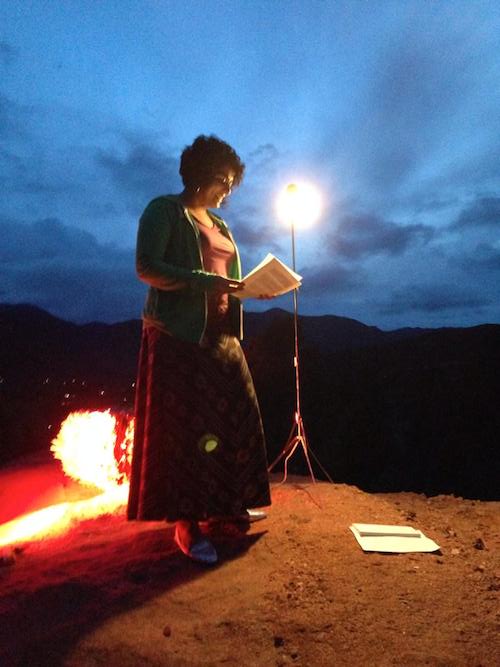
top-left (212, 174), bottom-right (234, 189)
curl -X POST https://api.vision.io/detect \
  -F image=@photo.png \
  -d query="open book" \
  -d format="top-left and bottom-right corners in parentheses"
top-left (350, 523), bottom-right (440, 553)
top-left (237, 253), bottom-right (302, 300)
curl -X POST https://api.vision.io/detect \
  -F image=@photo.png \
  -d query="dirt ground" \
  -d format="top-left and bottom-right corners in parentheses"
top-left (0, 466), bottom-right (499, 667)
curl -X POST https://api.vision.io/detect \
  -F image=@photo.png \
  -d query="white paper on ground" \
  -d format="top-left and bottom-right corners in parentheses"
top-left (350, 523), bottom-right (440, 553)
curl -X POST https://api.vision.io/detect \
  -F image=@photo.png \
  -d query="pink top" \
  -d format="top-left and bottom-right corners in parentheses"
top-left (196, 221), bottom-right (236, 322)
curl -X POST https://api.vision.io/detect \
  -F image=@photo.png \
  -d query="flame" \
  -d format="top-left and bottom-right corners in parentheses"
top-left (0, 504), bottom-right (68, 547)
top-left (50, 409), bottom-right (134, 492)
top-left (0, 410), bottom-right (135, 548)
top-left (0, 487), bottom-right (128, 548)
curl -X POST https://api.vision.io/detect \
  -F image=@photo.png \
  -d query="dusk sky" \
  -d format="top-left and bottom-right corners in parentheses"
top-left (1, 1), bottom-right (499, 329)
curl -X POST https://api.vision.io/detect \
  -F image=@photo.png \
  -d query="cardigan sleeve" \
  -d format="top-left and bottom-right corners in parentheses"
top-left (135, 198), bottom-right (219, 292)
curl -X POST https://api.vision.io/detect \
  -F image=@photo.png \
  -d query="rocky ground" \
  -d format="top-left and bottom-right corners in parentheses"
top-left (0, 465), bottom-right (499, 666)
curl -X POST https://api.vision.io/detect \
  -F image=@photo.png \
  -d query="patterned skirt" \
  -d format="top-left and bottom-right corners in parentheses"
top-left (127, 325), bottom-right (271, 521)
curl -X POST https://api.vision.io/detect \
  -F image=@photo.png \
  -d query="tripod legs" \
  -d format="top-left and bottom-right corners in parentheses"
top-left (268, 412), bottom-right (316, 484)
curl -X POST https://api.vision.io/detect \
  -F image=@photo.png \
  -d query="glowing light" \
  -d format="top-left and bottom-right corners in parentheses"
top-left (0, 410), bottom-right (134, 548)
top-left (0, 487), bottom-right (128, 547)
top-left (198, 433), bottom-right (220, 454)
top-left (50, 409), bottom-right (134, 492)
top-left (0, 504), bottom-right (68, 547)
top-left (276, 181), bottom-right (322, 228)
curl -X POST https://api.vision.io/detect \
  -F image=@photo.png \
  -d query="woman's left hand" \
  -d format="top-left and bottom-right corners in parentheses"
top-left (210, 276), bottom-right (246, 294)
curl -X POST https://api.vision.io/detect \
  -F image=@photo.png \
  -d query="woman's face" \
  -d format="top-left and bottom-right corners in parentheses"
top-left (198, 170), bottom-right (235, 208)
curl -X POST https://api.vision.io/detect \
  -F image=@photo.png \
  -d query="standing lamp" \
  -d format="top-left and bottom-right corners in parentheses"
top-left (268, 183), bottom-right (333, 484)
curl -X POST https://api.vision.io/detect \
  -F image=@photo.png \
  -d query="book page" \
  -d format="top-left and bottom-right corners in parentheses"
top-left (349, 523), bottom-right (440, 553)
top-left (238, 253), bottom-right (302, 299)
top-left (352, 523), bottom-right (421, 537)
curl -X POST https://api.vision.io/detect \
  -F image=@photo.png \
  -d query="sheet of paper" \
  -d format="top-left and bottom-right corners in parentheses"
top-left (350, 523), bottom-right (440, 553)
top-left (353, 523), bottom-right (422, 538)
top-left (238, 253), bottom-right (302, 299)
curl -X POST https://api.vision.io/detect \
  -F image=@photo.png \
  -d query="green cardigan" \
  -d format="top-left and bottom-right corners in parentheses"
top-left (136, 194), bottom-right (243, 343)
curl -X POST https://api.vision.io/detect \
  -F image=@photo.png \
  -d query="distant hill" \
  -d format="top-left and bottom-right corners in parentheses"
top-left (0, 303), bottom-right (429, 385)
top-left (1, 304), bottom-right (428, 368)
top-left (244, 308), bottom-right (431, 353)
top-left (0, 303), bottom-right (141, 380)
top-left (243, 310), bottom-right (500, 499)
top-left (1, 303), bottom-right (499, 499)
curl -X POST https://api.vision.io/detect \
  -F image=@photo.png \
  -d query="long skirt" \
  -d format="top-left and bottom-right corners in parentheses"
top-left (127, 325), bottom-right (271, 521)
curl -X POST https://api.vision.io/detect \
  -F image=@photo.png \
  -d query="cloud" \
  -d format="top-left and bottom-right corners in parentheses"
top-left (452, 197), bottom-right (500, 229)
top-left (0, 98), bottom-right (146, 239)
top-left (469, 245), bottom-right (500, 272)
top-left (232, 222), bottom-right (281, 253)
top-left (11, 263), bottom-right (142, 323)
top-left (0, 93), bottom-right (89, 200)
top-left (96, 142), bottom-right (180, 201)
top-left (450, 242), bottom-right (500, 274)
top-left (229, 197), bottom-right (285, 261)
top-left (246, 143), bottom-right (281, 173)
top-left (0, 217), bottom-right (143, 322)
top-left (300, 263), bottom-right (365, 297)
top-left (231, 213), bottom-right (286, 279)
top-left (334, 36), bottom-right (470, 192)
top-left (441, 144), bottom-right (500, 194)
top-left (320, 15), bottom-right (500, 218)
top-left (0, 217), bottom-right (102, 262)
top-left (380, 284), bottom-right (491, 316)
top-left (330, 213), bottom-right (435, 260)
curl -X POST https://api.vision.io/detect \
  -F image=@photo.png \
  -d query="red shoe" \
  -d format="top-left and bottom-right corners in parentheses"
top-left (174, 521), bottom-right (218, 564)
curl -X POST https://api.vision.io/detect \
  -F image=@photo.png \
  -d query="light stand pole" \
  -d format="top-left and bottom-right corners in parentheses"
top-left (268, 184), bottom-right (333, 484)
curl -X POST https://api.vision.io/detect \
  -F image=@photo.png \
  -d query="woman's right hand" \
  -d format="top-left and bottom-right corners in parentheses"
top-left (210, 276), bottom-right (245, 294)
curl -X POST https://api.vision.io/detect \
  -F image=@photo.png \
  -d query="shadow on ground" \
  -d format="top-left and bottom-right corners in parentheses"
top-left (0, 518), bottom-right (265, 666)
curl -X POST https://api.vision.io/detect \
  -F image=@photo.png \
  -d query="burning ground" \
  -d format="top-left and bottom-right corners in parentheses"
top-left (1, 456), bottom-right (499, 666)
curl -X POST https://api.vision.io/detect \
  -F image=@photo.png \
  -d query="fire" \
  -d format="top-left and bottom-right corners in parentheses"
top-left (0, 487), bottom-right (128, 548)
top-left (50, 409), bottom-right (134, 491)
top-left (0, 410), bottom-right (135, 548)
top-left (0, 504), bottom-right (68, 547)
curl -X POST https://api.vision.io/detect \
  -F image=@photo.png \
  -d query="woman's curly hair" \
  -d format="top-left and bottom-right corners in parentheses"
top-left (179, 135), bottom-right (245, 192)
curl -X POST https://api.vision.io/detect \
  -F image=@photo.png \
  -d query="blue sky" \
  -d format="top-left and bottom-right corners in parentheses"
top-left (1, 0), bottom-right (499, 329)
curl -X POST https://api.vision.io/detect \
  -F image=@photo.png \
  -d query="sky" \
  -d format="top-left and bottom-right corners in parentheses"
top-left (1, 0), bottom-right (499, 330)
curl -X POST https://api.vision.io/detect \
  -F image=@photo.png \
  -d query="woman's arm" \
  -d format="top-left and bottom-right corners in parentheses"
top-left (136, 198), bottom-right (218, 292)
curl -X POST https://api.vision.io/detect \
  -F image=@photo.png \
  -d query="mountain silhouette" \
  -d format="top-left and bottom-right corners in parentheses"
top-left (1, 303), bottom-right (499, 499)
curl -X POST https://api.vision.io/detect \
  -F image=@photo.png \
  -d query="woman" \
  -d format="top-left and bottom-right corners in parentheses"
top-left (127, 135), bottom-right (271, 564)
